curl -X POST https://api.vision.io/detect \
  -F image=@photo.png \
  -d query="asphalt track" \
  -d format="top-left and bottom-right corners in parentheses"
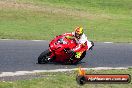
top-left (0, 40), bottom-right (132, 73)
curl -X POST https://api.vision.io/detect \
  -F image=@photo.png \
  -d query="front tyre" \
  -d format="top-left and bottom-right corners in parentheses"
top-left (38, 49), bottom-right (51, 64)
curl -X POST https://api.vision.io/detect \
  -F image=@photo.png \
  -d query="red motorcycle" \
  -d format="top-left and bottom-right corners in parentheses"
top-left (38, 35), bottom-right (94, 64)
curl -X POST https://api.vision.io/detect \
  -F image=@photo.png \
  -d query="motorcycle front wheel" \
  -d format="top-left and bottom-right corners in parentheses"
top-left (38, 49), bottom-right (51, 64)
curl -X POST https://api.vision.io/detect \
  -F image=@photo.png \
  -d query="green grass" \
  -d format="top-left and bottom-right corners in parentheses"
top-left (0, 0), bottom-right (132, 42)
top-left (0, 69), bottom-right (132, 88)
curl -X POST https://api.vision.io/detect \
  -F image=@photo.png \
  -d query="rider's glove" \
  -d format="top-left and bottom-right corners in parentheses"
top-left (65, 36), bottom-right (75, 39)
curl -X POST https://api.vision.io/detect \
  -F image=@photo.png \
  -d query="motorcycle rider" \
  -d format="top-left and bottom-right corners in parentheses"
top-left (63, 26), bottom-right (94, 59)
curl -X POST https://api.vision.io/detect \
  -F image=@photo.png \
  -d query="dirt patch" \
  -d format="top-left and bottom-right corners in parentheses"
top-left (0, 73), bottom-right (51, 81)
top-left (0, 0), bottom-right (113, 20)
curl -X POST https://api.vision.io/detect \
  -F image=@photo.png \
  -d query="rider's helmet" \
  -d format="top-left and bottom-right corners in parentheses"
top-left (74, 26), bottom-right (83, 39)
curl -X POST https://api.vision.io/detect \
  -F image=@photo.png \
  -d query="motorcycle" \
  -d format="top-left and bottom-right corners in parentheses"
top-left (38, 35), bottom-right (94, 64)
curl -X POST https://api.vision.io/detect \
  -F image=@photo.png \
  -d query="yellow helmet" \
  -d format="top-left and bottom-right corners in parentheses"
top-left (74, 26), bottom-right (83, 39)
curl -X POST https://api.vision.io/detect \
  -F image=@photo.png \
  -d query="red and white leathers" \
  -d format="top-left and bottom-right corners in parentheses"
top-left (63, 32), bottom-right (92, 53)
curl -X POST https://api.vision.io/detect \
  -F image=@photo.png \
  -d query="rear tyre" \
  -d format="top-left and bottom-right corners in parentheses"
top-left (38, 49), bottom-right (51, 64)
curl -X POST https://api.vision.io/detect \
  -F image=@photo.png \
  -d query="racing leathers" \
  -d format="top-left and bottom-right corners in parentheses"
top-left (63, 32), bottom-right (92, 58)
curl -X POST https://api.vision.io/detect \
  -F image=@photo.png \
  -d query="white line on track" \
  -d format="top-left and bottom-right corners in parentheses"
top-left (1, 39), bottom-right (132, 45)
top-left (103, 42), bottom-right (113, 44)
top-left (0, 67), bottom-right (129, 77)
top-left (31, 40), bottom-right (44, 42)
top-left (0, 39), bottom-right (13, 40)
top-left (0, 39), bottom-right (47, 42)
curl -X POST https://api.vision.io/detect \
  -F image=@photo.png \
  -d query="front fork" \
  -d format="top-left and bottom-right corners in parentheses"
top-left (49, 49), bottom-right (56, 61)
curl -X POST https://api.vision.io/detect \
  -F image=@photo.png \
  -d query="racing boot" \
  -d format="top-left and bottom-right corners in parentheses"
top-left (75, 52), bottom-right (82, 59)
